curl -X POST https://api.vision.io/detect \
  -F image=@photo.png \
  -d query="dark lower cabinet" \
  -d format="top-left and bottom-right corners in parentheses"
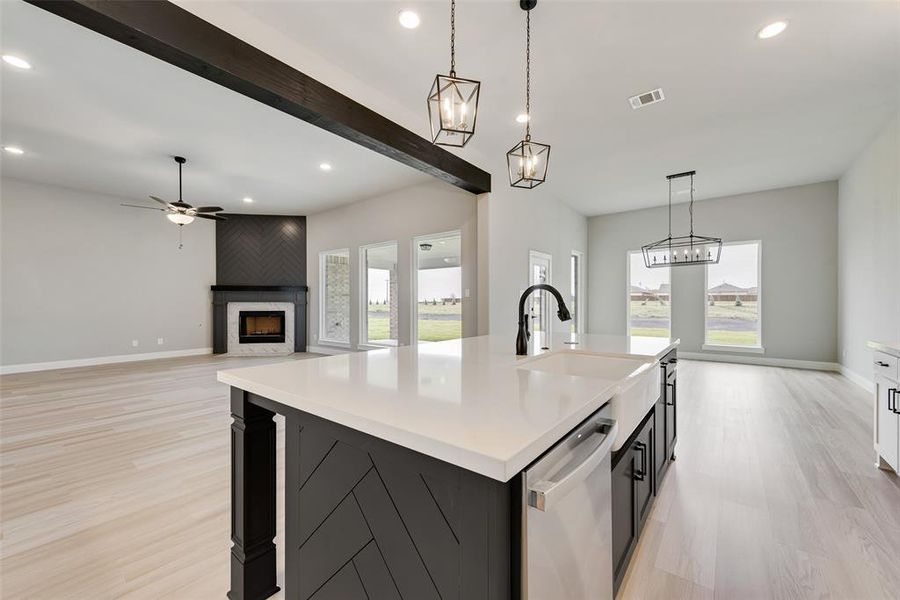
top-left (612, 348), bottom-right (677, 597)
top-left (654, 351), bottom-right (677, 491)
top-left (611, 412), bottom-right (654, 595)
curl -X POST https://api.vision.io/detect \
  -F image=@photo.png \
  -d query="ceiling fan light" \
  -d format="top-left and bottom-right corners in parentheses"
top-left (167, 213), bottom-right (195, 225)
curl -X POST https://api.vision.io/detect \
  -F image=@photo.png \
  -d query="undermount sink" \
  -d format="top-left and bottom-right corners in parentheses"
top-left (519, 351), bottom-right (660, 451)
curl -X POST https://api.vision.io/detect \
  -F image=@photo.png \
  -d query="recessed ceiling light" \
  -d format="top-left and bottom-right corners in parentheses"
top-left (757, 21), bottom-right (787, 39)
top-left (516, 113), bottom-right (530, 124)
top-left (398, 10), bottom-right (420, 29)
top-left (3, 146), bottom-right (24, 155)
top-left (319, 163), bottom-right (332, 171)
top-left (242, 197), bottom-right (254, 203)
top-left (2, 55), bottom-right (31, 70)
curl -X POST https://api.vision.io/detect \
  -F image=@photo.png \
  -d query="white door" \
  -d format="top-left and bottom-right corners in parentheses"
top-left (529, 251), bottom-right (552, 343)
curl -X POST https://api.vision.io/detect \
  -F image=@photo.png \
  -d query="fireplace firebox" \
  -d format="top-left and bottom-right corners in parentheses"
top-left (239, 311), bottom-right (286, 344)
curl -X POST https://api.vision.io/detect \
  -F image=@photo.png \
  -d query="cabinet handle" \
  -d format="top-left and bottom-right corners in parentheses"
top-left (666, 382), bottom-right (676, 406)
top-left (633, 441), bottom-right (647, 481)
top-left (875, 361), bottom-right (890, 367)
top-left (891, 389), bottom-right (900, 415)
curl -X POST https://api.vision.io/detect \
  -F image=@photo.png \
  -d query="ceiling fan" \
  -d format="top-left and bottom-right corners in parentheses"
top-left (122, 156), bottom-right (226, 225)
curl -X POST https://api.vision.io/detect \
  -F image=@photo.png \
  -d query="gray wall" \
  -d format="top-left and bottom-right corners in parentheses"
top-left (216, 214), bottom-right (306, 285)
top-left (838, 114), bottom-right (900, 380)
top-left (482, 185), bottom-right (588, 336)
top-left (1, 178), bottom-right (215, 367)
top-left (588, 181), bottom-right (839, 363)
top-left (306, 180), bottom-right (477, 349)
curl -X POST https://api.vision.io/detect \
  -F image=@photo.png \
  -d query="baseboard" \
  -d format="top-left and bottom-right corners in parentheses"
top-left (307, 344), bottom-right (355, 356)
top-left (839, 365), bottom-right (874, 392)
top-left (0, 347), bottom-right (213, 375)
top-left (678, 352), bottom-right (840, 372)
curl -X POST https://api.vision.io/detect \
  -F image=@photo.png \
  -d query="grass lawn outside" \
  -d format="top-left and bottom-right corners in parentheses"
top-left (629, 327), bottom-right (670, 338)
top-left (366, 302), bottom-right (462, 342)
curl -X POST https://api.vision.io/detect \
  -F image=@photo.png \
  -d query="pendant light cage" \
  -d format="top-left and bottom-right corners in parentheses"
top-left (427, 0), bottom-right (481, 147)
top-left (507, 3), bottom-right (550, 188)
top-left (641, 171), bottom-right (723, 268)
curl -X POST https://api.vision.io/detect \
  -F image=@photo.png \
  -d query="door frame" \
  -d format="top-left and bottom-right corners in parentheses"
top-left (411, 230), bottom-right (463, 345)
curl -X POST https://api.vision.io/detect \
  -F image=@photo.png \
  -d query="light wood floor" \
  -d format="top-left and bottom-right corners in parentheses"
top-left (2, 356), bottom-right (899, 599)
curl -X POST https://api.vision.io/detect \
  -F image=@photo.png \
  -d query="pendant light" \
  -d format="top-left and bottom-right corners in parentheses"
top-left (507, 0), bottom-right (550, 189)
top-left (427, 0), bottom-right (481, 147)
top-left (641, 170), bottom-right (722, 268)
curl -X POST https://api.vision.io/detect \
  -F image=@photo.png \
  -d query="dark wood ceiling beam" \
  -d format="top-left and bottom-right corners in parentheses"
top-left (25, 0), bottom-right (491, 194)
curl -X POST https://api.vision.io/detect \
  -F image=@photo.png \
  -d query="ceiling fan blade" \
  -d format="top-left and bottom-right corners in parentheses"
top-left (193, 206), bottom-right (224, 213)
top-left (170, 201), bottom-right (192, 209)
top-left (149, 195), bottom-right (173, 208)
top-left (195, 213), bottom-right (227, 221)
top-left (122, 203), bottom-right (165, 211)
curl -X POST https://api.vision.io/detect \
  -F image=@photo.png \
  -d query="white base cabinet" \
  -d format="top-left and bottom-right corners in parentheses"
top-left (872, 348), bottom-right (900, 472)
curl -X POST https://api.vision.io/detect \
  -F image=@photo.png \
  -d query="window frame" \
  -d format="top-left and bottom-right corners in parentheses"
top-left (625, 249), bottom-right (672, 338)
top-left (411, 229), bottom-right (463, 345)
top-left (318, 248), bottom-right (351, 348)
top-left (359, 240), bottom-right (400, 348)
top-left (702, 240), bottom-right (764, 353)
top-left (570, 250), bottom-right (585, 335)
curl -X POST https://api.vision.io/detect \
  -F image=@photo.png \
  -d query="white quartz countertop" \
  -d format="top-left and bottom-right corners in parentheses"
top-left (218, 333), bottom-right (679, 482)
top-left (868, 340), bottom-right (900, 358)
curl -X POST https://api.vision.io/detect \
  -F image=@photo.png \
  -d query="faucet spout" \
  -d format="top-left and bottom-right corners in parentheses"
top-left (516, 284), bottom-right (572, 356)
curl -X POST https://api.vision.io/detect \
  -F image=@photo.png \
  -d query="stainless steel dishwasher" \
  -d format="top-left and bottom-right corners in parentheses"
top-left (522, 406), bottom-right (618, 600)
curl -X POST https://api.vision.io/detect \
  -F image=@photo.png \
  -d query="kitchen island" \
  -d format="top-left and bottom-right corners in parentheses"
top-left (219, 333), bottom-right (678, 600)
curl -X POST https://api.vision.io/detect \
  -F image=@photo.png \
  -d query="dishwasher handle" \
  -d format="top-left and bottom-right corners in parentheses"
top-left (528, 419), bottom-right (618, 512)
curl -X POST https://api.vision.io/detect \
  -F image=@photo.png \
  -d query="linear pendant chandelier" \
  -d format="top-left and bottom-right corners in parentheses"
top-left (642, 170), bottom-right (722, 268)
top-left (507, 0), bottom-right (550, 189)
top-left (427, 0), bottom-right (481, 147)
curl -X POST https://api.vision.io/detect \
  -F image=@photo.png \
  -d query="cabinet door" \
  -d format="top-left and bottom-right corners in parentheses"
top-left (634, 418), bottom-right (654, 528)
top-left (654, 374), bottom-right (668, 489)
top-left (875, 378), bottom-right (899, 471)
top-left (611, 449), bottom-right (637, 591)
top-left (665, 374), bottom-right (677, 460)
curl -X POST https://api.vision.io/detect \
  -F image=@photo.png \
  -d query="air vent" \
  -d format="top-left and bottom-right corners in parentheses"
top-left (628, 88), bottom-right (665, 109)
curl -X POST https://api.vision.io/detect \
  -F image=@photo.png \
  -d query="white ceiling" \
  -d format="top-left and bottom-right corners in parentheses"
top-left (227, 0), bottom-right (900, 215)
top-left (0, 1), bottom-right (429, 215)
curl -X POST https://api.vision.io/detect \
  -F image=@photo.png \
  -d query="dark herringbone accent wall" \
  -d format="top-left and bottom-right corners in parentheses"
top-left (284, 411), bottom-right (513, 600)
top-left (216, 215), bottom-right (306, 285)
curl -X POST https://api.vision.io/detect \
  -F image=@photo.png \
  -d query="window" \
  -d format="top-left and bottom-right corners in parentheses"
top-left (627, 251), bottom-right (670, 338)
top-left (570, 251), bottom-right (584, 334)
top-left (704, 241), bottom-right (761, 349)
top-left (414, 232), bottom-right (462, 343)
top-left (319, 249), bottom-right (350, 345)
top-left (360, 242), bottom-right (399, 346)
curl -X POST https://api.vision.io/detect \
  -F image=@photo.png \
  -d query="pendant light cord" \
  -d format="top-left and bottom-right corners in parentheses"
top-left (449, 0), bottom-right (456, 76)
top-left (525, 9), bottom-right (531, 140)
top-left (689, 172), bottom-right (694, 236)
top-left (668, 177), bottom-right (672, 239)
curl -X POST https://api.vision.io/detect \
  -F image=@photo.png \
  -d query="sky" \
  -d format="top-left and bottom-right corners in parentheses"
top-left (366, 266), bottom-right (462, 303)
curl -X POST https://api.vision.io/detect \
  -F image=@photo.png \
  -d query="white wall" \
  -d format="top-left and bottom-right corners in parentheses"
top-left (482, 185), bottom-right (588, 336)
top-left (838, 114), bottom-right (900, 381)
top-left (0, 178), bottom-right (215, 368)
top-left (306, 180), bottom-right (477, 349)
top-left (588, 181), bottom-right (839, 363)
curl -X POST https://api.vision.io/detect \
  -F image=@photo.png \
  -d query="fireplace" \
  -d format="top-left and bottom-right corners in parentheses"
top-left (239, 311), bottom-right (286, 344)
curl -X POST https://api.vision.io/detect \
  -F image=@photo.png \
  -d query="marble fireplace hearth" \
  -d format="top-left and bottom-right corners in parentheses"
top-left (211, 285), bottom-right (307, 354)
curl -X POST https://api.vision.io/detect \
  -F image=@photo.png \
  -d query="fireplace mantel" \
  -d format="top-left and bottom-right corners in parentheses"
top-left (211, 286), bottom-right (308, 354)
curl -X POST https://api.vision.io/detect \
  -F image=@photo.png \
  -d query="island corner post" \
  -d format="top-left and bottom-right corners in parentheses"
top-left (227, 387), bottom-right (518, 600)
top-left (229, 388), bottom-right (279, 600)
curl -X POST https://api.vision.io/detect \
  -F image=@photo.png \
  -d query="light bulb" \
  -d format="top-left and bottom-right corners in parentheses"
top-left (441, 97), bottom-right (453, 128)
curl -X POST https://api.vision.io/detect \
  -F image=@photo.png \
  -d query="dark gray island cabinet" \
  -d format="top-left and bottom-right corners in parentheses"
top-left (230, 388), bottom-right (515, 600)
top-left (221, 334), bottom-right (679, 600)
